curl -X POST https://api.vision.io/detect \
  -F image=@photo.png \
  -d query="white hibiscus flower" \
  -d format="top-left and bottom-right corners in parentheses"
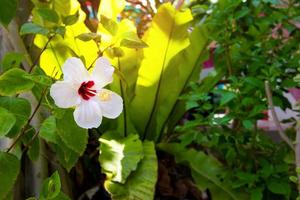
top-left (50, 57), bottom-right (123, 129)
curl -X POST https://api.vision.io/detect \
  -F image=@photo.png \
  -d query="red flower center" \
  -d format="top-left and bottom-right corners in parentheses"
top-left (78, 81), bottom-right (96, 100)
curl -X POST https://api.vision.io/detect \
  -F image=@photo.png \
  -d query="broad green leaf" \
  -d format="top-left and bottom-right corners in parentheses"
top-left (0, 152), bottom-right (20, 199)
top-left (20, 23), bottom-right (49, 36)
top-left (158, 143), bottom-right (249, 200)
top-left (23, 74), bottom-right (52, 86)
top-left (98, 0), bottom-right (126, 20)
top-left (0, 107), bottom-right (16, 138)
top-left (1, 52), bottom-right (24, 71)
top-left (39, 115), bottom-right (82, 171)
top-left (120, 32), bottom-right (148, 49)
top-left (251, 188), bottom-right (263, 200)
top-left (56, 110), bottom-right (88, 154)
top-left (0, 97), bottom-right (31, 138)
top-left (99, 134), bottom-right (144, 183)
top-left (0, 68), bottom-right (35, 96)
top-left (34, 8), bottom-right (98, 78)
top-left (40, 116), bottom-right (58, 144)
top-left (36, 8), bottom-right (59, 23)
top-left (0, 0), bottom-right (17, 27)
top-left (105, 141), bottom-right (157, 200)
top-left (130, 3), bottom-right (196, 140)
top-left (40, 171), bottom-right (61, 200)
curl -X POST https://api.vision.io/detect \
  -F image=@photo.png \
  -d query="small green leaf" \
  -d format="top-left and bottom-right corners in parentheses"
top-left (40, 171), bottom-right (61, 199)
top-left (0, 68), bottom-right (35, 96)
top-left (215, 90), bottom-right (237, 106)
top-left (100, 15), bottom-right (118, 35)
top-left (0, 97), bottom-right (31, 137)
top-left (0, 0), bottom-right (17, 27)
top-left (250, 188), bottom-right (263, 200)
top-left (20, 23), bottom-right (49, 36)
top-left (21, 127), bottom-right (40, 162)
top-left (36, 8), bottom-right (59, 23)
top-left (0, 107), bottom-right (16, 138)
top-left (289, 176), bottom-right (298, 183)
top-left (62, 11), bottom-right (79, 26)
top-left (242, 120), bottom-right (254, 130)
top-left (120, 32), bottom-right (148, 49)
top-left (76, 33), bottom-right (101, 42)
top-left (0, 152), bottom-right (20, 199)
top-left (53, 26), bottom-right (66, 37)
top-left (267, 179), bottom-right (291, 195)
top-left (1, 52), bottom-right (24, 71)
top-left (40, 116), bottom-right (58, 144)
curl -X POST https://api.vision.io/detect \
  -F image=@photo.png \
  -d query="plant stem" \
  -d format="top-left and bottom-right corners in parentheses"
top-left (28, 35), bottom-right (55, 73)
top-left (264, 81), bottom-right (294, 150)
top-left (6, 86), bottom-right (48, 153)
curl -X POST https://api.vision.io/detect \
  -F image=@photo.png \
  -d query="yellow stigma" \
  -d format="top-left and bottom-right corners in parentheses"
top-left (99, 91), bottom-right (111, 101)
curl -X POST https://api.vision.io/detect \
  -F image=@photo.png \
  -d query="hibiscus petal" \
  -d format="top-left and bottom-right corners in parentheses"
top-left (50, 81), bottom-right (81, 108)
top-left (73, 100), bottom-right (103, 129)
top-left (91, 57), bottom-right (114, 89)
top-left (98, 89), bottom-right (123, 119)
top-left (63, 57), bottom-right (90, 83)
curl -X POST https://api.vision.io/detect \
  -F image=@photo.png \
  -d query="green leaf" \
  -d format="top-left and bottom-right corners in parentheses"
top-left (130, 3), bottom-right (195, 140)
top-left (267, 179), bottom-right (291, 195)
top-left (216, 90), bottom-right (237, 106)
top-left (56, 110), bottom-right (88, 154)
top-left (0, 107), bottom-right (16, 138)
top-left (36, 8), bottom-right (59, 23)
top-left (50, 192), bottom-right (71, 200)
top-left (0, 152), bottom-right (20, 199)
top-left (40, 116), bottom-right (58, 144)
top-left (158, 143), bottom-right (249, 200)
top-left (250, 188), bottom-right (263, 200)
top-left (0, 68), bottom-right (35, 96)
top-left (76, 33), bottom-right (101, 42)
top-left (23, 74), bottom-right (52, 86)
top-left (39, 115), bottom-right (82, 171)
top-left (98, 0), bottom-right (126, 20)
top-left (0, 97), bottom-right (31, 138)
top-left (1, 52), bottom-right (24, 71)
top-left (0, 0), bottom-right (17, 27)
top-left (40, 171), bottom-right (61, 199)
top-left (100, 15), bottom-right (119, 35)
top-left (99, 134), bottom-right (144, 183)
top-left (21, 127), bottom-right (40, 162)
top-left (120, 32), bottom-right (147, 48)
top-left (242, 120), bottom-right (254, 130)
top-left (20, 23), bottom-right (49, 36)
top-left (62, 11), bottom-right (79, 26)
top-left (105, 141), bottom-right (157, 200)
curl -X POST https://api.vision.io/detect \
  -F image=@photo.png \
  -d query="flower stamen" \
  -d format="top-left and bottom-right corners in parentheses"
top-left (78, 81), bottom-right (96, 100)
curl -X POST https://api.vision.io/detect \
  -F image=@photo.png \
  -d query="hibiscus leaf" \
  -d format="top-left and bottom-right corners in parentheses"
top-left (99, 133), bottom-right (144, 183)
top-left (0, 97), bottom-right (31, 138)
top-left (104, 141), bottom-right (157, 200)
top-left (40, 171), bottom-right (61, 199)
top-left (0, 0), bottom-right (18, 27)
top-left (56, 110), bottom-right (88, 155)
top-left (0, 152), bottom-right (20, 199)
top-left (0, 68), bottom-right (35, 96)
top-left (0, 107), bottom-right (16, 138)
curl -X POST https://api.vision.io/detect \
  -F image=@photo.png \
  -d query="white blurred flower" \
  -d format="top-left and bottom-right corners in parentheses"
top-left (50, 57), bottom-right (123, 129)
top-left (210, 0), bottom-right (218, 4)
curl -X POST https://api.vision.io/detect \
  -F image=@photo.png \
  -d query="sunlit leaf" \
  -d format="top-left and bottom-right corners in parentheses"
top-left (1, 52), bottom-right (24, 71)
top-left (99, 133), bottom-right (144, 183)
top-left (105, 141), bottom-right (157, 200)
top-left (36, 8), bottom-right (60, 23)
top-left (98, 0), bottom-right (126, 20)
top-left (130, 3), bottom-right (194, 140)
top-left (40, 171), bottom-right (61, 200)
